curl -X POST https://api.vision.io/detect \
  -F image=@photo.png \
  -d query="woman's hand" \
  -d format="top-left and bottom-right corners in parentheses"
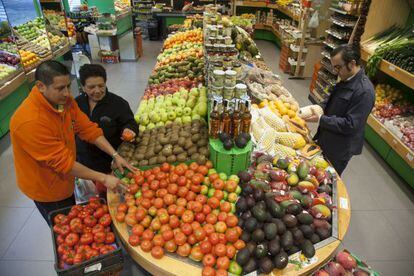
top-left (113, 154), bottom-right (137, 174)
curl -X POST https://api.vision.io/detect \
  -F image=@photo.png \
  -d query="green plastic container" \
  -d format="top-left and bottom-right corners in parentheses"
top-left (209, 138), bottom-right (253, 176)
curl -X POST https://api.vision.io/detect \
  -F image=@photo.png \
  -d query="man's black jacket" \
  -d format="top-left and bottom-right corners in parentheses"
top-left (314, 69), bottom-right (375, 161)
top-left (75, 91), bottom-right (139, 173)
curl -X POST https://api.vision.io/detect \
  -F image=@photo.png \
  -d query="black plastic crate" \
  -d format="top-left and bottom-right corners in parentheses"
top-left (49, 199), bottom-right (124, 276)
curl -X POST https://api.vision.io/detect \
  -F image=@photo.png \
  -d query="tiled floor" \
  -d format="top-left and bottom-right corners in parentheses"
top-left (0, 39), bottom-right (413, 275)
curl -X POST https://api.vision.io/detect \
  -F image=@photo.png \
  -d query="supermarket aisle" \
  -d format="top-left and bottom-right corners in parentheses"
top-left (0, 40), bottom-right (413, 275)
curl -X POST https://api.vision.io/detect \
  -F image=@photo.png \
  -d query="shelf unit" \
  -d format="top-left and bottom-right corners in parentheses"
top-left (131, 0), bottom-right (154, 37)
top-left (311, 2), bottom-right (359, 100)
top-left (232, 0), bottom-right (300, 22)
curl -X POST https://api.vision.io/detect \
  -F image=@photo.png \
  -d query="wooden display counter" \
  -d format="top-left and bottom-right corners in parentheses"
top-left (107, 178), bottom-right (350, 276)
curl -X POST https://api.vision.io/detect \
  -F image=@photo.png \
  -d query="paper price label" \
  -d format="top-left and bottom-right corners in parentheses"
top-left (406, 153), bottom-right (413, 162)
top-left (388, 65), bottom-right (396, 71)
top-left (340, 197), bottom-right (349, 209)
top-left (84, 263), bottom-right (102, 273)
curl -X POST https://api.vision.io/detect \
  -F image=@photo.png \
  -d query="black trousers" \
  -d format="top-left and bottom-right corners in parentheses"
top-left (329, 158), bottom-right (350, 176)
top-left (34, 195), bottom-right (76, 226)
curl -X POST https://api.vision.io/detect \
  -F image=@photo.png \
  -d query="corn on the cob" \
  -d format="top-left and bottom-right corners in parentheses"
top-left (272, 143), bottom-right (297, 159)
top-left (274, 131), bottom-right (306, 149)
top-left (258, 129), bottom-right (275, 151)
top-left (252, 117), bottom-right (267, 142)
top-left (259, 106), bottom-right (287, 132)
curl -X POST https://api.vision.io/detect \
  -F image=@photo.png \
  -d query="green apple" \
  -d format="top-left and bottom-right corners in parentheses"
top-left (175, 107), bottom-right (183, 117)
top-left (182, 116), bottom-right (192, 124)
top-left (156, 121), bottom-right (164, 127)
top-left (165, 94), bottom-right (173, 100)
top-left (227, 193), bottom-right (238, 203)
top-left (134, 190), bottom-right (142, 198)
top-left (200, 185), bottom-right (208, 195)
top-left (139, 125), bottom-right (146, 132)
top-left (177, 99), bottom-right (186, 108)
top-left (186, 98), bottom-right (196, 108)
top-left (219, 173), bottom-right (227, 181)
top-left (183, 107), bottom-right (192, 116)
top-left (235, 185), bottom-right (242, 195)
top-left (156, 95), bottom-right (164, 103)
top-left (150, 112), bottom-right (160, 123)
top-left (147, 122), bottom-right (155, 129)
top-left (223, 191), bottom-right (228, 201)
top-left (229, 175), bottom-right (240, 184)
top-left (189, 87), bottom-right (199, 97)
top-left (203, 177), bottom-right (210, 186)
top-left (165, 120), bottom-right (173, 126)
top-left (230, 203), bottom-right (236, 213)
top-left (207, 188), bottom-right (215, 198)
top-left (208, 169), bottom-right (217, 176)
top-left (167, 111), bottom-right (176, 120)
top-left (192, 114), bottom-right (201, 120)
top-left (140, 114), bottom-right (149, 125)
top-left (160, 112), bottom-right (168, 122)
top-left (174, 117), bottom-right (182, 124)
top-left (164, 99), bottom-right (172, 107)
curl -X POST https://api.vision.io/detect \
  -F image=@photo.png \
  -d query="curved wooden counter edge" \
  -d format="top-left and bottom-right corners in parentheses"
top-left (336, 178), bottom-right (351, 241)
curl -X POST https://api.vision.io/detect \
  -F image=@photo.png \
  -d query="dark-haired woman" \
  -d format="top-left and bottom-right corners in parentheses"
top-left (75, 64), bottom-right (138, 195)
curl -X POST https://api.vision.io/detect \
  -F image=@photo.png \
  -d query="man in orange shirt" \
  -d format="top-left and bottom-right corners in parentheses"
top-left (10, 61), bottom-right (134, 225)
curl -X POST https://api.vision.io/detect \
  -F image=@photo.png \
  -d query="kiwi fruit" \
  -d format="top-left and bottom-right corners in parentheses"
top-left (167, 155), bottom-right (177, 163)
top-left (154, 144), bottom-right (163, 154)
top-left (197, 138), bottom-right (208, 147)
top-left (178, 137), bottom-right (186, 147)
top-left (162, 146), bottom-right (173, 157)
top-left (191, 133), bottom-right (201, 143)
top-left (159, 136), bottom-right (169, 145)
top-left (149, 156), bottom-right (158, 165)
top-left (145, 151), bottom-right (154, 159)
top-left (173, 146), bottom-right (184, 155)
top-left (191, 152), bottom-right (200, 160)
top-left (141, 140), bottom-right (149, 146)
top-left (135, 153), bottom-right (145, 161)
top-left (196, 155), bottom-right (207, 165)
top-left (180, 130), bottom-right (191, 138)
top-left (184, 139), bottom-right (193, 150)
top-left (170, 134), bottom-right (179, 144)
top-left (157, 155), bottom-right (167, 163)
top-left (139, 160), bottom-right (149, 166)
top-left (198, 147), bottom-right (209, 156)
top-left (190, 127), bottom-right (199, 135)
top-left (188, 146), bottom-right (198, 155)
top-left (177, 152), bottom-right (188, 162)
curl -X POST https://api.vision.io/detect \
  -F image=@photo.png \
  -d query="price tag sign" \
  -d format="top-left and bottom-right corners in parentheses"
top-left (340, 197), bottom-right (349, 209)
top-left (84, 263), bottom-right (102, 273)
top-left (388, 65), bottom-right (396, 71)
top-left (406, 153), bottom-right (413, 162)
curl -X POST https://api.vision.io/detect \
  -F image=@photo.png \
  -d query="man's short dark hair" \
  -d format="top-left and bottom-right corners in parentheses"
top-left (35, 60), bottom-right (70, 86)
top-left (331, 44), bottom-right (361, 66)
top-left (79, 64), bottom-right (107, 86)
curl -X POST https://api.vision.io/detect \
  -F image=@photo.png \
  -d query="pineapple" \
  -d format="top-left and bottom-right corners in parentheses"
top-left (274, 131), bottom-right (306, 149)
top-left (259, 106), bottom-right (287, 132)
top-left (272, 143), bottom-right (297, 159)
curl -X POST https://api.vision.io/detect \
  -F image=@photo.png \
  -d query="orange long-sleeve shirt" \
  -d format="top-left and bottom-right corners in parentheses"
top-left (10, 86), bottom-right (103, 202)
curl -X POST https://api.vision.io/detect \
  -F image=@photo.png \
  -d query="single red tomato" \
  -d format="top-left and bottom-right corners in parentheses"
top-left (65, 233), bottom-right (79, 247)
top-left (73, 253), bottom-right (84, 264)
top-left (142, 229), bottom-right (154, 241)
top-left (99, 214), bottom-right (112, 227)
top-left (202, 253), bottom-right (216, 267)
top-left (214, 244), bottom-right (227, 257)
top-left (187, 234), bottom-right (198, 245)
top-left (140, 240), bottom-right (152, 252)
top-left (91, 224), bottom-right (105, 235)
top-left (70, 218), bottom-right (83, 234)
top-left (161, 230), bottom-right (174, 241)
top-left (115, 212), bottom-right (126, 222)
top-left (93, 207), bottom-right (105, 219)
top-left (84, 215), bottom-right (97, 227)
top-left (56, 234), bottom-right (65, 245)
top-left (105, 232), bottom-right (115, 244)
top-left (60, 225), bottom-right (71, 236)
top-left (194, 228), bottom-right (206, 242)
top-left (233, 239), bottom-right (246, 250)
top-left (226, 244), bottom-right (236, 259)
top-left (164, 240), bottom-right (177, 253)
top-left (53, 214), bottom-right (66, 225)
top-left (174, 232), bottom-right (187, 246)
top-left (80, 233), bottom-right (94, 245)
top-left (177, 243), bottom-right (191, 257)
top-left (132, 224), bottom-right (144, 236)
top-left (93, 232), bottom-right (106, 243)
top-left (216, 256), bottom-right (230, 270)
top-left (129, 234), bottom-right (140, 246)
top-left (151, 246), bottom-right (164, 259)
top-left (153, 234), bottom-right (165, 247)
top-left (117, 203), bottom-right (128, 213)
top-left (200, 240), bottom-right (212, 254)
top-left (190, 246), bottom-right (204, 262)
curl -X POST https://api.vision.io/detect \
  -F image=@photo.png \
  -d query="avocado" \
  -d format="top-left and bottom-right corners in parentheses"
top-left (238, 218), bottom-right (244, 228)
top-left (283, 214), bottom-right (298, 228)
top-left (238, 171), bottom-right (252, 184)
top-left (253, 189), bottom-right (265, 201)
top-left (235, 247), bottom-right (250, 266)
top-left (223, 139), bottom-right (234, 150)
top-left (316, 227), bottom-right (331, 240)
top-left (276, 158), bottom-right (289, 169)
top-left (241, 210), bottom-right (252, 220)
top-left (273, 251), bottom-right (289, 269)
top-left (252, 205), bottom-right (267, 222)
top-left (243, 258), bottom-right (257, 274)
top-left (291, 228), bottom-right (305, 244)
top-left (274, 219), bottom-right (287, 235)
top-left (264, 223), bottom-right (278, 240)
top-left (246, 197), bottom-right (256, 209)
top-left (268, 238), bottom-right (281, 256)
top-left (287, 245), bottom-right (300, 255)
top-left (266, 199), bottom-right (284, 219)
top-left (246, 241), bottom-right (256, 254)
top-left (254, 242), bottom-right (268, 258)
top-left (241, 231), bottom-right (251, 242)
top-left (256, 201), bottom-right (267, 210)
top-left (236, 197), bottom-right (248, 213)
top-left (235, 135), bottom-right (248, 148)
top-left (244, 217), bottom-right (258, 232)
top-left (297, 213), bottom-right (314, 225)
top-left (286, 203), bottom-right (303, 216)
top-left (297, 161), bottom-right (310, 179)
top-left (310, 233), bottom-right (321, 244)
top-left (299, 225), bottom-right (314, 239)
top-left (301, 239), bottom-right (315, 258)
top-left (317, 184), bottom-right (332, 195)
top-left (259, 257), bottom-right (274, 274)
top-left (242, 183), bottom-right (253, 196)
top-left (281, 231), bottom-right (294, 250)
top-left (252, 228), bottom-right (265, 242)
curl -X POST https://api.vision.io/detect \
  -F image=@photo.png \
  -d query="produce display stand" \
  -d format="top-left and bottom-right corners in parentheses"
top-left (107, 177), bottom-right (350, 276)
